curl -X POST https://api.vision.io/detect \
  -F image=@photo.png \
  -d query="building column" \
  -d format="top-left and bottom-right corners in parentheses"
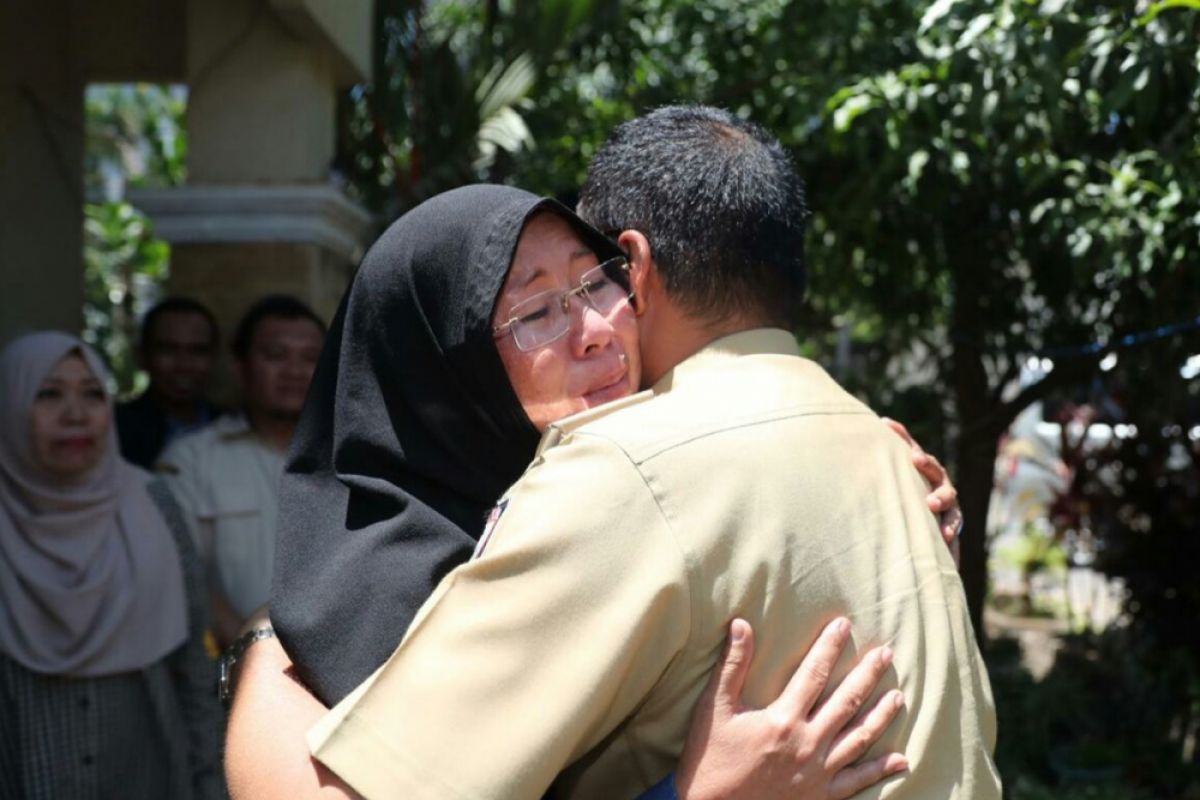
top-left (0, 1), bottom-right (85, 345)
top-left (136, 0), bottom-right (373, 341)
top-left (130, 185), bottom-right (371, 325)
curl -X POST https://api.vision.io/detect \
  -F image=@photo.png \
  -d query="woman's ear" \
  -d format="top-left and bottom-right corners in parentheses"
top-left (617, 230), bottom-right (653, 317)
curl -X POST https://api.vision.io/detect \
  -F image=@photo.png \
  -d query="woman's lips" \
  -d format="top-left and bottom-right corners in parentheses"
top-left (54, 436), bottom-right (94, 451)
top-left (583, 365), bottom-right (631, 406)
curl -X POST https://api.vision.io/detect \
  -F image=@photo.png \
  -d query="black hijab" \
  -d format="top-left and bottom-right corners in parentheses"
top-left (270, 184), bottom-right (623, 705)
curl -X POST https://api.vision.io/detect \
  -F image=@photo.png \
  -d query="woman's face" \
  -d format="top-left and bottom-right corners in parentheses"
top-left (29, 352), bottom-right (111, 481)
top-left (493, 213), bottom-right (641, 432)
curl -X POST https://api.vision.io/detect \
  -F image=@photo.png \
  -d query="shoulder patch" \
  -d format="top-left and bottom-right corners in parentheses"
top-left (472, 499), bottom-right (509, 560)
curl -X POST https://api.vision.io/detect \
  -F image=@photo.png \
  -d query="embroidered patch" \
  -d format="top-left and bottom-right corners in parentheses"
top-left (472, 498), bottom-right (509, 559)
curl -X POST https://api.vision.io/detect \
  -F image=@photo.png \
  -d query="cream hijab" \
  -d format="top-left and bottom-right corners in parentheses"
top-left (0, 332), bottom-right (187, 677)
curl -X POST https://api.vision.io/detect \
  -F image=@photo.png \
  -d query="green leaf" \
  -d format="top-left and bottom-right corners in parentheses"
top-left (1138, 0), bottom-right (1200, 26)
top-left (920, 0), bottom-right (965, 35)
top-left (832, 93), bottom-right (876, 133)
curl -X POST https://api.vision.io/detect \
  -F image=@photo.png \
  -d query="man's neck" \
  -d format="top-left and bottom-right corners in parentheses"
top-left (152, 388), bottom-right (203, 424)
top-left (245, 408), bottom-right (297, 453)
top-left (639, 304), bottom-right (776, 387)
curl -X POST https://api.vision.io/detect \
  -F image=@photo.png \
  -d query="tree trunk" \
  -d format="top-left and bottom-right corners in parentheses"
top-left (955, 427), bottom-right (999, 647)
top-left (948, 219), bottom-right (998, 648)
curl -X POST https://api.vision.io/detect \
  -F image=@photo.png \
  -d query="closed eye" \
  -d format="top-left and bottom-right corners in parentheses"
top-left (518, 306), bottom-right (552, 324)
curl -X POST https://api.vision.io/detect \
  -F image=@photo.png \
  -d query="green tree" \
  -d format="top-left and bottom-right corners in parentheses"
top-left (802, 0), bottom-right (1200, 635)
top-left (83, 84), bottom-right (186, 394)
top-left (336, 0), bottom-right (621, 218)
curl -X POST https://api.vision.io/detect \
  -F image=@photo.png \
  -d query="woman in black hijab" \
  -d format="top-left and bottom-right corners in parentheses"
top-left (270, 184), bottom-right (626, 705)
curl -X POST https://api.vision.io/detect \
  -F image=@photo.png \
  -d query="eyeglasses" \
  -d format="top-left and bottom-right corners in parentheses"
top-left (493, 256), bottom-right (633, 352)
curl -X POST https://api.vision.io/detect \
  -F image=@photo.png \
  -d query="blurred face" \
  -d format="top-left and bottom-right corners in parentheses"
top-left (493, 214), bottom-right (641, 432)
top-left (29, 353), bottom-right (112, 481)
top-left (238, 316), bottom-right (324, 420)
top-left (143, 311), bottom-right (217, 407)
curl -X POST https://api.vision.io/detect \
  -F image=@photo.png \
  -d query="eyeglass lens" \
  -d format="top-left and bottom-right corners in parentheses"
top-left (508, 258), bottom-right (631, 351)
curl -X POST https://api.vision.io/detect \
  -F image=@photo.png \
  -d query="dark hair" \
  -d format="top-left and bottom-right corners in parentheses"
top-left (140, 297), bottom-right (219, 351)
top-left (577, 105), bottom-right (809, 327)
top-left (231, 294), bottom-right (327, 358)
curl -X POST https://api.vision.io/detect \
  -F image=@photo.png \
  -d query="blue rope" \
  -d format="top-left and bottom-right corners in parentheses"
top-left (1037, 315), bottom-right (1200, 360)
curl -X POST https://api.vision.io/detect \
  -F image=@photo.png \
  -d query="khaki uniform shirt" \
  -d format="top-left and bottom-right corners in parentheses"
top-left (309, 329), bottom-right (1000, 800)
top-left (157, 414), bottom-right (285, 618)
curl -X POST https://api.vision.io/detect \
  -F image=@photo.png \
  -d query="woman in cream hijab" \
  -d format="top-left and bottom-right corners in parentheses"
top-left (0, 331), bottom-right (223, 800)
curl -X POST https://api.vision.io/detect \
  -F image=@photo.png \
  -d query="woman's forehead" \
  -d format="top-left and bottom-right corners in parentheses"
top-left (44, 351), bottom-right (99, 382)
top-left (508, 214), bottom-right (596, 287)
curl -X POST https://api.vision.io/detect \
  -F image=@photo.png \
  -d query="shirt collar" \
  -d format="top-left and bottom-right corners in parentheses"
top-left (651, 328), bottom-right (800, 393)
top-left (535, 329), bottom-right (802, 457)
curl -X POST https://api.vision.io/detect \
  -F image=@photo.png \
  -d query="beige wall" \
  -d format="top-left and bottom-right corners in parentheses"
top-left (186, 0), bottom-right (337, 184)
top-left (271, 0), bottom-right (373, 82)
top-left (168, 241), bottom-right (353, 333)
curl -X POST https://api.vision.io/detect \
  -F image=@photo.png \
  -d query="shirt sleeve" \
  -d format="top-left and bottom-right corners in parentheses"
top-left (307, 433), bottom-right (692, 800)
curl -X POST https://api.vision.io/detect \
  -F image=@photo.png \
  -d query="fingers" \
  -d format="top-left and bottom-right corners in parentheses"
top-left (916, 452), bottom-right (964, 556)
top-left (915, 452), bottom-right (950, 500)
top-left (828, 751), bottom-right (909, 800)
top-left (812, 645), bottom-right (894, 743)
top-left (706, 618), bottom-right (755, 716)
top-left (886, 419), bottom-right (961, 521)
top-left (927, 482), bottom-right (958, 519)
top-left (886, 417), bottom-right (963, 566)
top-left (675, 623), bottom-right (756, 800)
top-left (825, 686), bottom-right (905, 770)
top-left (775, 617), bottom-right (851, 719)
top-left (940, 505), bottom-right (964, 545)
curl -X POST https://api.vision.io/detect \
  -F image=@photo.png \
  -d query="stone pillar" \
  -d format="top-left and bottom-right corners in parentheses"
top-left (137, 0), bottom-right (373, 347)
top-left (0, 1), bottom-right (85, 345)
top-left (130, 186), bottom-right (371, 328)
top-left (186, 0), bottom-right (337, 185)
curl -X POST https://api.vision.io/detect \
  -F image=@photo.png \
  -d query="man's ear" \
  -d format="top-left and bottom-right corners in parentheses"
top-left (617, 230), bottom-right (653, 317)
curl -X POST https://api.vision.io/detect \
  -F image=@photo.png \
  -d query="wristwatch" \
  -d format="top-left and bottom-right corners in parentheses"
top-left (218, 626), bottom-right (275, 706)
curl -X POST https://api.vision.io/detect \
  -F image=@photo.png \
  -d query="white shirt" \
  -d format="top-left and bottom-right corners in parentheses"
top-left (157, 414), bottom-right (285, 618)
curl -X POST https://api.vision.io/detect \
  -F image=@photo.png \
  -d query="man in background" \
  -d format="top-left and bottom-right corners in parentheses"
top-left (116, 297), bottom-right (223, 468)
top-left (159, 294), bottom-right (325, 647)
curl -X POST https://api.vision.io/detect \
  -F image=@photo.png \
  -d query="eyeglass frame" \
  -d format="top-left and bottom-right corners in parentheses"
top-left (492, 255), bottom-right (634, 352)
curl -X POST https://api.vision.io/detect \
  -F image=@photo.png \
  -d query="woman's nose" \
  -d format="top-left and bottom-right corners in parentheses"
top-left (571, 299), bottom-right (615, 356)
top-left (61, 394), bottom-right (86, 422)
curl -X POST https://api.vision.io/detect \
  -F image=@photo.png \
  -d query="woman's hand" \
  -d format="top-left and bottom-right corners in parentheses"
top-left (882, 417), bottom-right (962, 566)
top-left (675, 618), bottom-right (907, 800)
top-left (225, 631), bottom-right (359, 799)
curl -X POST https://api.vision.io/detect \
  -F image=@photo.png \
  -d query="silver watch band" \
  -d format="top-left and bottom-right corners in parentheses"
top-left (218, 626), bottom-right (275, 706)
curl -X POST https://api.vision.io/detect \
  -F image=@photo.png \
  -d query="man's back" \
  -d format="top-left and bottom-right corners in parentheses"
top-left (553, 329), bottom-right (998, 798)
top-left (308, 329), bottom-right (999, 800)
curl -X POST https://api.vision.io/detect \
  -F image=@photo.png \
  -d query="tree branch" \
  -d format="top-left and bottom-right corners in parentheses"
top-left (990, 355), bottom-right (1021, 406)
top-left (999, 356), bottom-right (1098, 434)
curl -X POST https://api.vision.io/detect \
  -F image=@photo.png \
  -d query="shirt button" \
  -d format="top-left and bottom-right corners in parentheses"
top-left (82, 755), bottom-right (94, 766)
top-left (79, 696), bottom-right (90, 709)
